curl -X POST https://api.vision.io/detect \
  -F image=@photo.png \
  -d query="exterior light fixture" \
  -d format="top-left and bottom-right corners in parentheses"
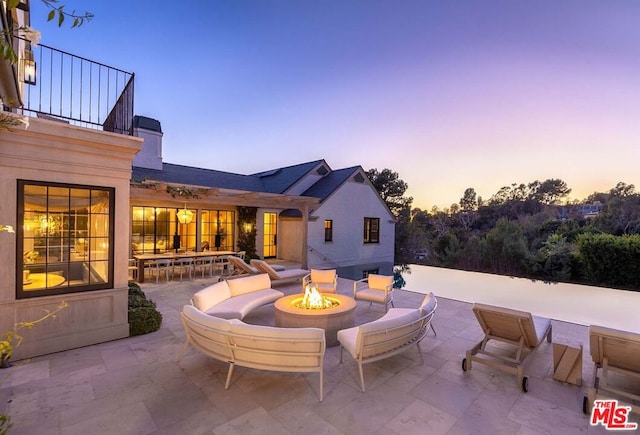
top-left (21, 49), bottom-right (36, 85)
top-left (177, 204), bottom-right (193, 224)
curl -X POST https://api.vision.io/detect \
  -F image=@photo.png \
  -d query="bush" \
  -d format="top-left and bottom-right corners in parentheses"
top-left (128, 283), bottom-right (162, 336)
top-left (576, 233), bottom-right (640, 289)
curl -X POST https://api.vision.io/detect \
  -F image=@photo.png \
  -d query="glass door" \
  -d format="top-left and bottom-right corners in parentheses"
top-left (263, 212), bottom-right (277, 258)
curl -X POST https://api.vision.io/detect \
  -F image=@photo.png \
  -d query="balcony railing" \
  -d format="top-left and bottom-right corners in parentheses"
top-left (16, 38), bottom-right (134, 135)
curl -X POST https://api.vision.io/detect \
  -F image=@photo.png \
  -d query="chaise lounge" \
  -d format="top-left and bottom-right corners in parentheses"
top-left (250, 259), bottom-right (309, 284)
top-left (226, 255), bottom-right (286, 277)
top-left (462, 303), bottom-right (552, 392)
top-left (583, 324), bottom-right (640, 415)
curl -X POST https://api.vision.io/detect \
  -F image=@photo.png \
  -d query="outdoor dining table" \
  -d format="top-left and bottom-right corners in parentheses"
top-left (133, 251), bottom-right (236, 283)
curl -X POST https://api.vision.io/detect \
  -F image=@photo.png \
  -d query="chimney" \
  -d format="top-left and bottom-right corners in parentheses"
top-left (131, 115), bottom-right (163, 170)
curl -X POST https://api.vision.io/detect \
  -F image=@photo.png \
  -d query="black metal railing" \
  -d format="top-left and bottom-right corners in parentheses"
top-left (16, 38), bottom-right (134, 135)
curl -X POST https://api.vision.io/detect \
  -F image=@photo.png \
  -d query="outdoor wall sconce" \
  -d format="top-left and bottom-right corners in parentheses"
top-left (21, 48), bottom-right (36, 85)
top-left (243, 222), bottom-right (253, 233)
top-left (177, 204), bottom-right (193, 224)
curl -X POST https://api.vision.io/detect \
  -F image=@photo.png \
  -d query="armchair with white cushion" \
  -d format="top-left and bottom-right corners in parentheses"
top-left (353, 274), bottom-right (395, 312)
top-left (302, 269), bottom-right (338, 294)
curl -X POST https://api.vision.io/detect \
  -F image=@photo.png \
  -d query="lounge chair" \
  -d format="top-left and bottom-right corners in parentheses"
top-left (226, 255), bottom-right (259, 276)
top-left (303, 269), bottom-right (338, 293)
top-left (583, 325), bottom-right (640, 415)
top-left (226, 256), bottom-right (286, 277)
top-left (353, 274), bottom-right (395, 312)
top-left (462, 303), bottom-right (552, 392)
top-left (250, 259), bottom-right (309, 283)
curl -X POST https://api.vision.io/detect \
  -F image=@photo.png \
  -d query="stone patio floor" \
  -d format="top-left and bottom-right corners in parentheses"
top-left (1, 272), bottom-right (636, 434)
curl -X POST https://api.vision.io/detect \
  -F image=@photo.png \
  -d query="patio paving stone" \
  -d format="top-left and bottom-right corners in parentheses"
top-left (0, 271), bottom-right (628, 434)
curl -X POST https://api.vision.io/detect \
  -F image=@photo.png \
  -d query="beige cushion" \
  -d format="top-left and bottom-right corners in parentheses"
top-left (192, 281), bottom-right (231, 312)
top-left (354, 288), bottom-right (388, 303)
top-left (367, 274), bottom-right (393, 290)
top-left (310, 269), bottom-right (336, 284)
top-left (206, 289), bottom-right (284, 319)
top-left (419, 292), bottom-right (437, 316)
top-left (226, 273), bottom-right (271, 297)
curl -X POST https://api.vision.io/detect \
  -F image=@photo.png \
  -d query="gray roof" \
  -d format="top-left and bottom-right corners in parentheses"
top-left (252, 160), bottom-right (325, 194)
top-left (132, 163), bottom-right (264, 192)
top-left (302, 166), bottom-right (361, 201)
top-left (132, 160), bottom-right (364, 203)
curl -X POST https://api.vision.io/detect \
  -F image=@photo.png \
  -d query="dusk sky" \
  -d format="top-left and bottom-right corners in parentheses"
top-left (33, 1), bottom-right (640, 210)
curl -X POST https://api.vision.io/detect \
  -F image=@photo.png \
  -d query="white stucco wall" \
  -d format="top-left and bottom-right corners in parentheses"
top-left (307, 177), bottom-right (395, 278)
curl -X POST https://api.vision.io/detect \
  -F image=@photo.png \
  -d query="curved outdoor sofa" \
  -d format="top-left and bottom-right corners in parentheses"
top-left (179, 304), bottom-right (326, 401)
top-left (191, 273), bottom-right (284, 320)
top-left (337, 292), bottom-right (438, 392)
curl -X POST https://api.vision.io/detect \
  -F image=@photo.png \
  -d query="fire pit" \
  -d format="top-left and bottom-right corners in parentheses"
top-left (274, 285), bottom-right (356, 347)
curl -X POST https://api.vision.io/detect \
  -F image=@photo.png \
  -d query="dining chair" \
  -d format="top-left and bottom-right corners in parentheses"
top-left (173, 257), bottom-right (194, 281)
top-left (213, 255), bottom-right (229, 277)
top-left (127, 259), bottom-right (138, 280)
top-left (195, 256), bottom-right (215, 278)
top-left (152, 259), bottom-right (172, 283)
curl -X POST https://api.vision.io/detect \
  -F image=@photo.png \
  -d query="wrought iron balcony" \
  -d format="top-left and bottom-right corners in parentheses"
top-left (15, 38), bottom-right (134, 135)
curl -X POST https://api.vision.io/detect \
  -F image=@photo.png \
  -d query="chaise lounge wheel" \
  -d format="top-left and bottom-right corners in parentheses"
top-left (462, 358), bottom-right (467, 372)
top-left (583, 396), bottom-right (589, 414)
top-left (521, 376), bottom-right (529, 393)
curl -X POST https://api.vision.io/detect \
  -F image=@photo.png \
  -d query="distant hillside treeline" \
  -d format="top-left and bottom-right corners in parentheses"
top-left (367, 169), bottom-right (640, 291)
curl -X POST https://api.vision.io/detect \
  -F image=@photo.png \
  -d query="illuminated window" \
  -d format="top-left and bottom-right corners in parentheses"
top-left (324, 220), bottom-right (333, 242)
top-left (363, 217), bottom-right (380, 244)
top-left (18, 180), bottom-right (114, 298)
top-left (131, 206), bottom-right (180, 254)
top-left (201, 210), bottom-right (235, 251)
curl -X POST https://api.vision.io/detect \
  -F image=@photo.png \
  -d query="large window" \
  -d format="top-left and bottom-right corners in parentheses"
top-left (202, 210), bottom-right (235, 251)
top-left (18, 180), bottom-right (114, 298)
top-left (131, 206), bottom-right (198, 254)
top-left (363, 217), bottom-right (380, 244)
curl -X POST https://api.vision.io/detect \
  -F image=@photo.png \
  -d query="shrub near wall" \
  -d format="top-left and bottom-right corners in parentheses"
top-left (128, 282), bottom-right (163, 336)
top-left (576, 233), bottom-right (640, 289)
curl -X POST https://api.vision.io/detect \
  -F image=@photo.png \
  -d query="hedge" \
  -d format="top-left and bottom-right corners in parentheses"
top-left (576, 233), bottom-right (640, 289)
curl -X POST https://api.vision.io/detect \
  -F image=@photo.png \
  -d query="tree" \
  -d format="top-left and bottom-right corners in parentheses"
top-left (529, 179), bottom-right (571, 205)
top-left (459, 187), bottom-right (477, 229)
top-left (366, 168), bottom-right (413, 217)
top-left (366, 168), bottom-right (413, 264)
top-left (609, 182), bottom-right (635, 198)
top-left (480, 218), bottom-right (530, 275)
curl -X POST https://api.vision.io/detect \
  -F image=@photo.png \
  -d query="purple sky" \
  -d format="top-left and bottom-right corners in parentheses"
top-left (33, 1), bottom-right (640, 209)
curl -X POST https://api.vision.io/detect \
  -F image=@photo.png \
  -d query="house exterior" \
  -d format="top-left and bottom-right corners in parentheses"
top-left (130, 117), bottom-right (396, 280)
top-left (0, 2), bottom-right (393, 360)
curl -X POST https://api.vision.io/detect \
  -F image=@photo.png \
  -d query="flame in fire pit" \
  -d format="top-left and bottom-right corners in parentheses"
top-left (293, 284), bottom-right (339, 309)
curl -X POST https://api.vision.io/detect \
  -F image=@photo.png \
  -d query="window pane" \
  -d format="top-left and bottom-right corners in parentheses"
top-left (18, 181), bottom-right (114, 298)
